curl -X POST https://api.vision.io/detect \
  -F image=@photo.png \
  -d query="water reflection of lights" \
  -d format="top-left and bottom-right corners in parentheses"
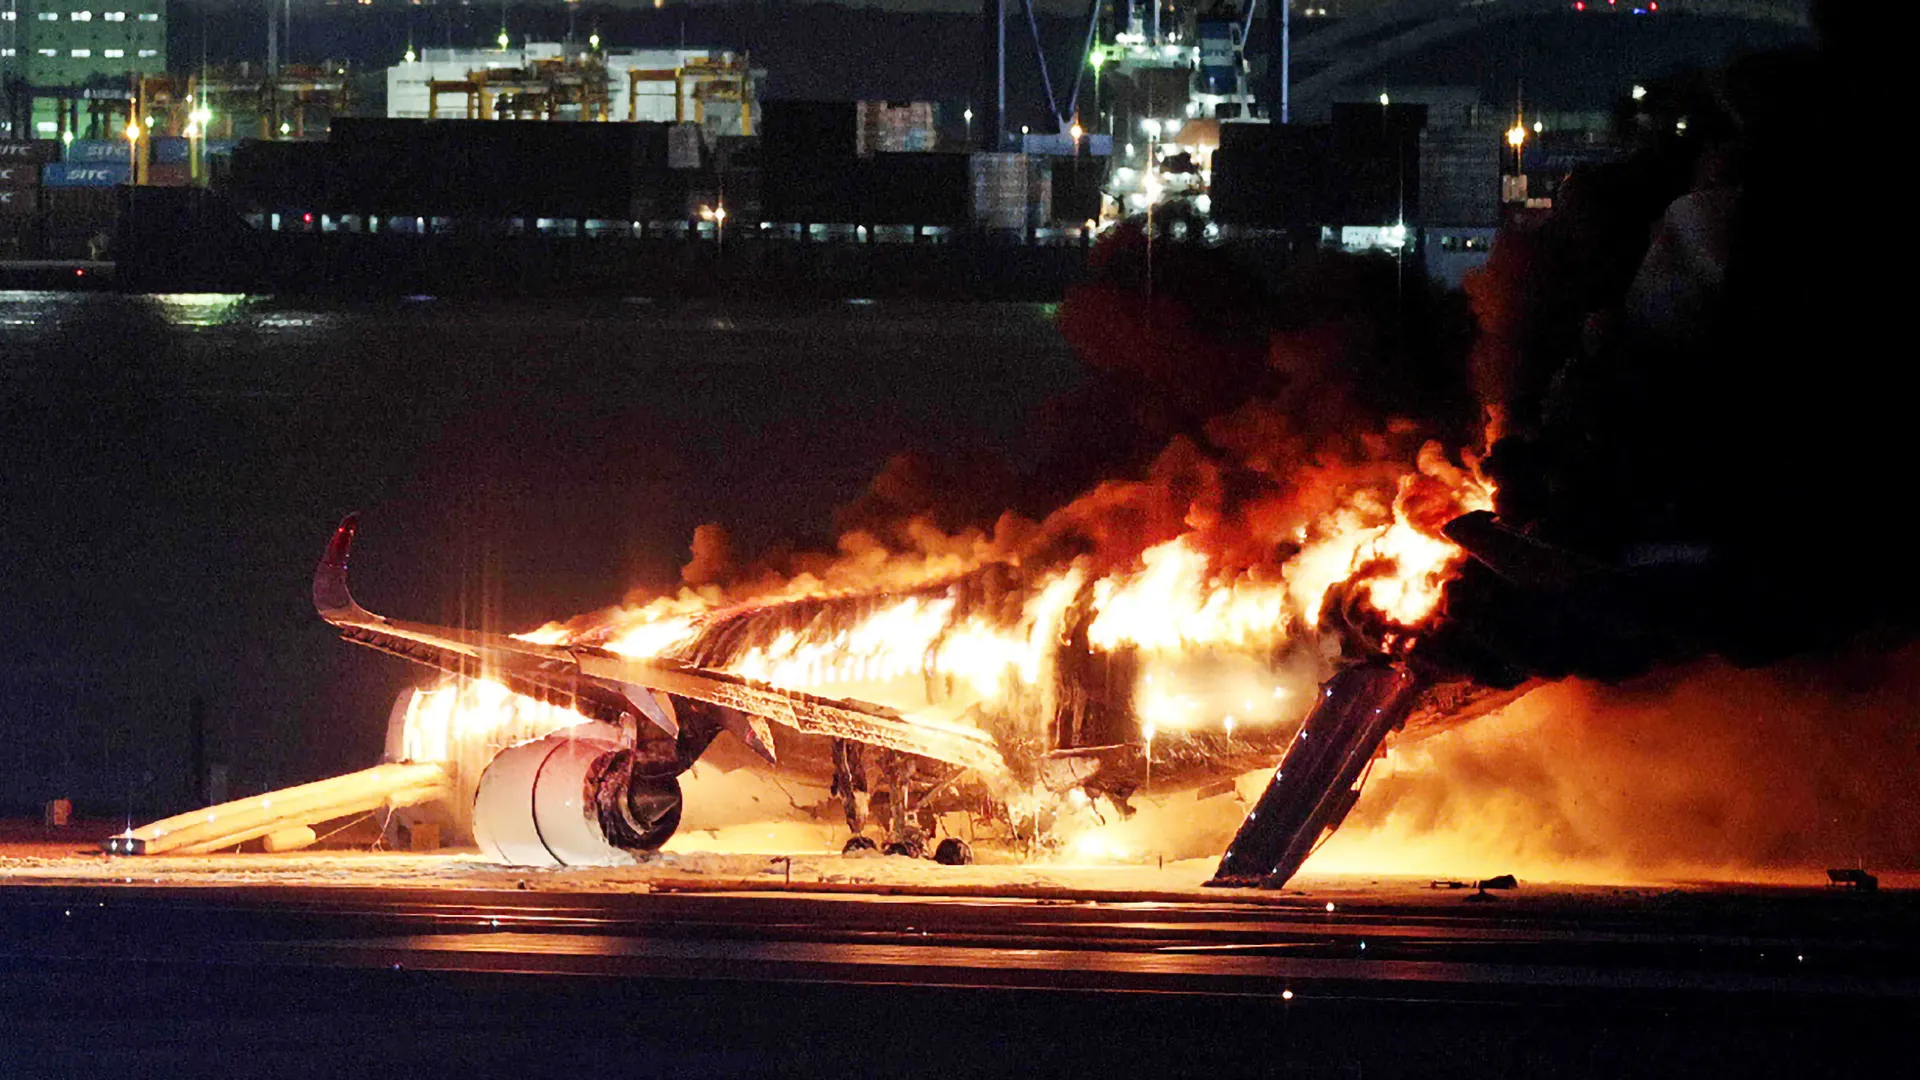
top-left (146, 293), bottom-right (252, 327)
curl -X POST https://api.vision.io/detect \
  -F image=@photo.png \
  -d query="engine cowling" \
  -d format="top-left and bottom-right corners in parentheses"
top-left (471, 730), bottom-right (684, 867)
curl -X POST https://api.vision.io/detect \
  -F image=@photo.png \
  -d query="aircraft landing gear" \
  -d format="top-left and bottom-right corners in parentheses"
top-left (883, 832), bottom-right (927, 859)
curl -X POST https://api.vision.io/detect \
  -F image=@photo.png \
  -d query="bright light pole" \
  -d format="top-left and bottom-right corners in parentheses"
top-left (188, 105), bottom-right (212, 184)
top-left (1088, 49), bottom-right (1104, 132)
top-left (123, 119), bottom-right (141, 186)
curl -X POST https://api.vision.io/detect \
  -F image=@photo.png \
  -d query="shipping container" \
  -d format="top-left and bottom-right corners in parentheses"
top-left (148, 163), bottom-right (192, 188)
top-left (66, 139), bottom-right (133, 165)
top-left (41, 186), bottom-right (119, 223)
top-left (969, 153), bottom-right (1049, 231)
top-left (1020, 133), bottom-right (1113, 158)
top-left (0, 188), bottom-right (37, 216)
top-left (0, 140), bottom-right (62, 164)
top-left (0, 164), bottom-right (39, 188)
top-left (1418, 129), bottom-right (1499, 227)
top-left (857, 101), bottom-right (937, 156)
top-left (152, 136), bottom-right (192, 166)
top-left (44, 162), bottom-right (132, 187)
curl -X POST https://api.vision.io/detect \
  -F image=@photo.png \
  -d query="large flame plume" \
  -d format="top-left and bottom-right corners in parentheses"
top-left (506, 435), bottom-right (1492, 760)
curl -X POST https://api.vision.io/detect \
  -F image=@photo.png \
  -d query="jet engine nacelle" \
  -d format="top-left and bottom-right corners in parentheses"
top-left (471, 728), bottom-right (684, 867)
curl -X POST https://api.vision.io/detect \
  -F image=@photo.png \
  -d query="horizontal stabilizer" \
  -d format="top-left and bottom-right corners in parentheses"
top-left (104, 762), bottom-right (450, 856)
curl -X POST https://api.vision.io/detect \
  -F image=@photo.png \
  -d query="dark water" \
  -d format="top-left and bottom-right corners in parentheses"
top-left (0, 292), bottom-right (1079, 814)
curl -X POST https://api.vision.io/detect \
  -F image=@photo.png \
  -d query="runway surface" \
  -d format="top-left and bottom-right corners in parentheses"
top-left (4, 873), bottom-right (1916, 1077)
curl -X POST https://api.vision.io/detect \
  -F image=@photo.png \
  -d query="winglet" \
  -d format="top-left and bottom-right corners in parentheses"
top-left (313, 514), bottom-right (380, 625)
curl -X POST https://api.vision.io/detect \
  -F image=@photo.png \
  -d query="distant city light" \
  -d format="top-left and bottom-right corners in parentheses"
top-left (404, 47), bottom-right (417, 63)
top-left (1631, 84), bottom-right (1647, 101)
top-left (123, 121), bottom-right (140, 142)
top-left (1089, 50), bottom-right (1104, 70)
top-left (1532, 120), bottom-right (1544, 134)
top-left (1378, 92), bottom-right (1390, 106)
top-left (497, 28), bottom-right (510, 49)
top-left (1506, 124), bottom-right (1526, 149)
top-left (1070, 122), bottom-right (1084, 141)
top-left (589, 32), bottom-right (600, 49)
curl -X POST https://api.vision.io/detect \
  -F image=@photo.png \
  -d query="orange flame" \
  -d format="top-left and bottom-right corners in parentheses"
top-left (511, 438), bottom-right (1492, 745)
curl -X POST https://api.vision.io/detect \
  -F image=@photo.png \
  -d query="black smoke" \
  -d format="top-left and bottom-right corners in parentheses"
top-left (1420, 2), bottom-right (1912, 687)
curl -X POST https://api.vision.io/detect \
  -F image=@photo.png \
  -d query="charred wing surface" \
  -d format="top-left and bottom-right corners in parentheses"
top-left (312, 516), bottom-right (1006, 778)
top-left (1208, 662), bottom-right (1427, 889)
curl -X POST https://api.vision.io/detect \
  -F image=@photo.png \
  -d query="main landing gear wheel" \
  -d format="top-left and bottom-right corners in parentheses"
top-left (842, 835), bottom-right (879, 855)
top-left (883, 833), bottom-right (927, 859)
top-left (933, 838), bottom-right (973, 866)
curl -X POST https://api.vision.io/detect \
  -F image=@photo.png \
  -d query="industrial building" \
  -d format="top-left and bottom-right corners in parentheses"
top-left (385, 43), bottom-right (759, 136)
top-left (1, 0), bottom-right (166, 138)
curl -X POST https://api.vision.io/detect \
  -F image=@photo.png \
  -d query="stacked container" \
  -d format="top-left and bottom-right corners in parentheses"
top-left (969, 152), bottom-right (1050, 232)
top-left (856, 102), bottom-right (936, 156)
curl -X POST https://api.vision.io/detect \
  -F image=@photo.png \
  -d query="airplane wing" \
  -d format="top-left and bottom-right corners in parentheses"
top-left (313, 515), bottom-right (1007, 777)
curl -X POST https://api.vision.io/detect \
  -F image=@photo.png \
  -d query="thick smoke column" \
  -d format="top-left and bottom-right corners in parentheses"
top-left (1425, 2), bottom-right (1910, 687)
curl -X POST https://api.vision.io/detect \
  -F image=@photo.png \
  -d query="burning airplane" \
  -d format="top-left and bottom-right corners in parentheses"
top-left (104, 13), bottom-right (1904, 881)
top-left (108, 426), bottom-right (1505, 888)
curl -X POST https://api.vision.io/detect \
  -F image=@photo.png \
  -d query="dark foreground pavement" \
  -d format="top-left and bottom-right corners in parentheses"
top-left (3, 883), bottom-right (1915, 1078)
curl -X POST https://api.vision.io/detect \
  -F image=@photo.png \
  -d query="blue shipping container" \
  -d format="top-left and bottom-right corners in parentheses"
top-left (66, 139), bottom-right (132, 164)
top-left (1021, 133), bottom-right (1113, 157)
top-left (152, 136), bottom-right (191, 165)
top-left (44, 162), bottom-right (132, 187)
